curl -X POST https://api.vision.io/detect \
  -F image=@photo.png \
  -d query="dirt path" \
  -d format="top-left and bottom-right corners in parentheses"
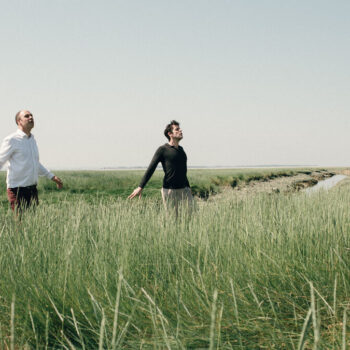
top-left (207, 170), bottom-right (335, 202)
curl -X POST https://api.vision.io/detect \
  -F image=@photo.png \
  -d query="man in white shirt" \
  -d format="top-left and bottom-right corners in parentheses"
top-left (0, 110), bottom-right (63, 211)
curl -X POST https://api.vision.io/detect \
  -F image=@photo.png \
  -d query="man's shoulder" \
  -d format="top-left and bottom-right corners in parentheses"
top-left (160, 144), bottom-right (186, 151)
top-left (2, 130), bottom-right (34, 145)
top-left (155, 144), bottom-right (168, 152)
top-left (3, 131), bottom-right (20, 142)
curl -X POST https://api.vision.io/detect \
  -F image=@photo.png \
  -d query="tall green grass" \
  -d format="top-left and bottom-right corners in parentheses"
top-left (0, 171), bottom-right (349, 348)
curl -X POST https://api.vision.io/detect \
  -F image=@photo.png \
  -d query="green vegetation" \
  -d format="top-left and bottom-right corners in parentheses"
top-left (0, 168), bottom-right (348, 348)
top-left (0, 167), bottom-right (321, 207)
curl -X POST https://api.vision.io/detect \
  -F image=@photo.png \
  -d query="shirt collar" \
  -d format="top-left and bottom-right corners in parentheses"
top-left (16, 129), bottom-right (32, 139)
top-left (166, 143), bottom-right (181, 149)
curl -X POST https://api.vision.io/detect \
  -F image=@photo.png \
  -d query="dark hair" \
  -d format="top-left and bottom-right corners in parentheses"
top-left (15, 111), bottom-right (22, 125)
top-left (164, 120), bottom-right (179, 140)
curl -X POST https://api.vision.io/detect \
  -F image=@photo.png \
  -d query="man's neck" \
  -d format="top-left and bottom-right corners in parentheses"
top-left (168, 139), bottom-right (180, 148)
top-left (18, 126), bottom-right (32, 137)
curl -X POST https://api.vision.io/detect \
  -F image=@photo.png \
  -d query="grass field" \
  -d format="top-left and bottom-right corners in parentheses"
top-left (0, 168), bottom-right (349, 349)
top-left (0, 167), bottom-right (318, 207)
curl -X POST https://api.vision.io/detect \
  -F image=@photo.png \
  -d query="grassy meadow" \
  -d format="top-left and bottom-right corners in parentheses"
top-left (0, 168), bottom-right (349, 349)
top-left (0, 167), bottom-right (311, 207)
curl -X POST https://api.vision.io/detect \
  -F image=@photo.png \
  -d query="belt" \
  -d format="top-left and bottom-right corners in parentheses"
top-left (9, 185), bottom-right (37, 191)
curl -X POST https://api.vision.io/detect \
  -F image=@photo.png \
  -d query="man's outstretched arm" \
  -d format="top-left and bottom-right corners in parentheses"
top-left (128, 147), bottom-right (163, 199)
top-left (38, 163), bottom-right (63, 189)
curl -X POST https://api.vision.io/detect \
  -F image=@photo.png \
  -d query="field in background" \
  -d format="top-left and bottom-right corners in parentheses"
top-left (0, 168), bottom-right (349, 348)
top-left (0, 167), bottom-right (327, 207)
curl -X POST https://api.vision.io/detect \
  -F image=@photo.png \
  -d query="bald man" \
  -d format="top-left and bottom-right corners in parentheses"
top-left (0, 110), bottom-right (63, 211)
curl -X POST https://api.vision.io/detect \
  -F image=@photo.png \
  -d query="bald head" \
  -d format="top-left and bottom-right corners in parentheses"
top-left (15, 110), bottom-right (22, 125)
top-left (15, 110), bottom-right (34, 135)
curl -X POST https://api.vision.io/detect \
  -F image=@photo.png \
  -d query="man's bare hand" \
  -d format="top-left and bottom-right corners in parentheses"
top-left (128, 187), bottom-right (142, 199)
top-left (52, 176), bottom-right (63, 189)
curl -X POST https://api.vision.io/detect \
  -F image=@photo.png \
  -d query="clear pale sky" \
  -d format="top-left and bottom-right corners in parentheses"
top-left (1, 0), bottom-right (349, 169)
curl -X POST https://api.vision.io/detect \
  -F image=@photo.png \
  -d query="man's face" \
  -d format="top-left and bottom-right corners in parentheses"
top-left (18, 111), bottom-right (34, 130)
top-left (169, 124), bottom-right (183, 140)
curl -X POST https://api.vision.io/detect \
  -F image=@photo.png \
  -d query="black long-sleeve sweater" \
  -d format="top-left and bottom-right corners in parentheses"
top-left (139, 143), bottom-right (190, 189)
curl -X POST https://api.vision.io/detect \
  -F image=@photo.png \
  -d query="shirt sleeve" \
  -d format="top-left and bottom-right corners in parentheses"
top-left (38, 162), bottom-right (54, 179)
top-left (0, 137), bottom-right (14, 170)
top-left (139, 147), bottom-right (163, 188)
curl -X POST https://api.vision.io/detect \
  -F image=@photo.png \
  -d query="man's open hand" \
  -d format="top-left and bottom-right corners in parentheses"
top-left (128, 187), bottom-right (142, 199)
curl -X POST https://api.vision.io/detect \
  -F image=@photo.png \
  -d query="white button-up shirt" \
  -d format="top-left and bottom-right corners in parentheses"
top-left (0, 129), bottom-right (54, 188)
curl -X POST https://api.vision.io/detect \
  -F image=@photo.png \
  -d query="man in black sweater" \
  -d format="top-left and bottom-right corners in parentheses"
top-left (128, 120), bottom-right (194, 212)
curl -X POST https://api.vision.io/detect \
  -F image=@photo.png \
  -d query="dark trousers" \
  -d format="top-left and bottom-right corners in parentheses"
top-left (7, 185), bottom-right (39, 211)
